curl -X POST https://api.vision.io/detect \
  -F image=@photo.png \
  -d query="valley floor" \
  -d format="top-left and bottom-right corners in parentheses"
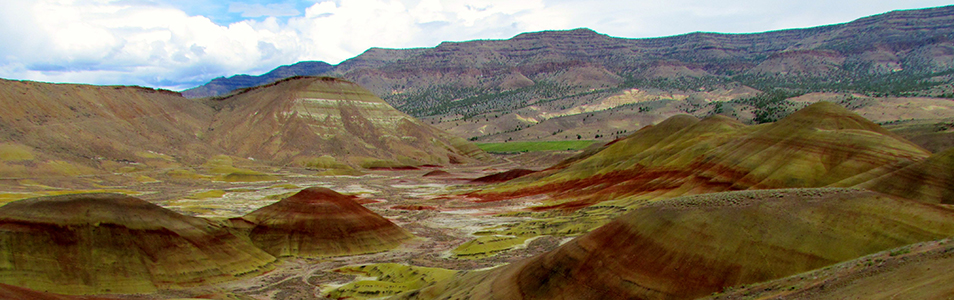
top-left (0, 155), bottom-right (572, 300)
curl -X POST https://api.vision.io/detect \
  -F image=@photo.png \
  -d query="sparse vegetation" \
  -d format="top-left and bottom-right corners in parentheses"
top-left (476, 140), bottom-right (597, 153)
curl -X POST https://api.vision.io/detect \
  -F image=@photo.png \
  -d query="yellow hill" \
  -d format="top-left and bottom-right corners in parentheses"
top-left (858, 147), bottom-right (954, 204)
top-left (471, 102), bottom-right (930, 209)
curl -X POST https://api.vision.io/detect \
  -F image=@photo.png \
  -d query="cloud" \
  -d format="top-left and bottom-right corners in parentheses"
top-left (228, 2), bottom-right (300, 18)
top-left (0, 0), bottom-right (951, 90)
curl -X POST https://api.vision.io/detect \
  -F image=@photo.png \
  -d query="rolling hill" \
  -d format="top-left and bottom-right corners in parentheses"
top-left (469, 102), bottom-right (930, 209)
top-left (236, 187), bottom-right (413, 257)
top-left (0, 193), bottom-right (276, 294)
top-left (0, 76), bottom-right (488, 183)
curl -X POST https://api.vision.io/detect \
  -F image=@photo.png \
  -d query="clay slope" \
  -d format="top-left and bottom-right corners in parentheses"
top-left (238, 187), bottom-right (413, 257)
top-left (0, 79), bottom-right (217, 177)
top-left (207, 76), bottom-right (488, 167)
top-left (858, 147), bottom-right (954, 204)
top-left (472, 102), bottom-right (930, 209)
top-left (403, 188), bottom-right (954, 300)
top-left (0, 193), bottom-right (275, 295)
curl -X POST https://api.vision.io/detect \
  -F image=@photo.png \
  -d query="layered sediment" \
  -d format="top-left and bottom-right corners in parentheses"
top-left (239, 187), bottom-right (413, 257)
top-left (0, 193), bottom-right (276, 295)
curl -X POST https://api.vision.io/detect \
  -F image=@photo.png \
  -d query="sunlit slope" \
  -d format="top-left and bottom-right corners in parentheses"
top-left (238, 187), bottom-right (413, 257)
top-left (207, 76), bottom-right (488, 168)
top-left (0, 79), bottom-right (217, 177)
top-left (697, 238), bottom-right (954, 300)
top-left (403, 188), bottom-right (954, 300)
top-left (858, 147), bottom-right (954, 204)
top-left (0, 193), bottom-right (275, 295)
top-left (473, 102), bottom-right (930, 209)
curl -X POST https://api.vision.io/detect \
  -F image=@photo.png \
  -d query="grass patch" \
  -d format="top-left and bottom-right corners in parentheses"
top-left (451, 235), bottom-right (531, 259)
top-left (324, 263), bottom-right (457, 299)
top-left (219, 171), bottom-right (279, 182)
top-left (264, 191), bottom-right (296, 200)
top-left (476, 140), bottom-right (597, 153)
top-left (0, 143), bottom-right (34, 162)
top-left (187, 190), bottom-right (226, 199)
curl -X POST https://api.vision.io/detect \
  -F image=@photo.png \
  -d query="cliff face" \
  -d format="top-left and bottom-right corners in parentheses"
top-left (183, 6), bottom-right (954, 119)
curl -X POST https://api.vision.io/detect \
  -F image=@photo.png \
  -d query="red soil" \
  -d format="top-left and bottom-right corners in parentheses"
top-left (470, 169), bottom-right (537, 183)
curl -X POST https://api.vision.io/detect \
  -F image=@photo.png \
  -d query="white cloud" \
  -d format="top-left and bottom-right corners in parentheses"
top-left (228, 2), bottom-right (300, 18)
top-left (0, 0), bottom-right (951, 90)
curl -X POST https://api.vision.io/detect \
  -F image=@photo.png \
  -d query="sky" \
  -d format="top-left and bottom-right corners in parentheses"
top-left (0, 0), bottom-right (952, 91)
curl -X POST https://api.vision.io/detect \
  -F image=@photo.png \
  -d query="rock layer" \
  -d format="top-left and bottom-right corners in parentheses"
top-left (0, 193), bottom-right (275, 295)
top-left (240, 187), bottom-right (413, 257)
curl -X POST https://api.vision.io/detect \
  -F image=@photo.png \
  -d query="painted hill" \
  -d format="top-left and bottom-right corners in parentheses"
top-left (0, 193), bottom-right (276, 295)
top-left (698, 238), bottom-right (954, 299)
top-left (207, 76), bottom-right (488, 168)
top-left (237, 187), bottom-right (413, 257)
top-left (859, 147), bottom-right (954, 204)
top-left (0, 78), bottom-right (217, 178)
top-left (184, 6), bottom-right (954, 135)
top-left (470, 102), bottom-right (930, 209)
top-left (400, 188), bottom-right (954, 300)
top-left (0, 283), bottom-right (120, 300)
top-left (0, 76), bottom-right (487, 181)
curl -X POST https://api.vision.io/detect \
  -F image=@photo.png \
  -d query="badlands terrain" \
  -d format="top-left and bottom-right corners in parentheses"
top-left (0, 4), bottom-right (953, 300)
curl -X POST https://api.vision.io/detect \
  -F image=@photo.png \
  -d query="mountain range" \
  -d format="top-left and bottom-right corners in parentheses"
top-left (186, 7), bottom-right (950, 112)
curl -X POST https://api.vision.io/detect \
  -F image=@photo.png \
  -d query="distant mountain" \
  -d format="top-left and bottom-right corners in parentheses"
top-left (184, 5), bottom-right (954, 123)
top-left (182, 61), bottom-right (334, 98)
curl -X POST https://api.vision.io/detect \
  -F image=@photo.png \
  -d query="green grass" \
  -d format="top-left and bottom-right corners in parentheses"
top-left (476, 140), bottom-right (597, 153)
